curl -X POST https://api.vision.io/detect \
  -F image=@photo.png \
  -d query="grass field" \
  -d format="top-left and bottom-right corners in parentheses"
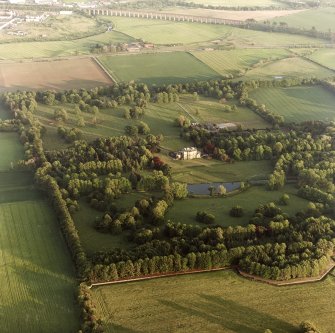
top-left (98, 52), bottom-right (221, 85)
top-left (164, 159), bottom-right (273, 184)
top-left (271, 7), bottom-right (335, 32)
top-left (307, 48), bottom-right (335, 70)
top-left (244, 56), bottom-right (334, 80)
top-left (0, 58), bottom-right (113, 91)
top-left (0, 102), bottom-right (11, 119)
top-left (166, 184), bottom-right (308, 227)
top-left (192, 49), bottom-right (291, 77)
top-left (249, 85), bottom-right (335, 123)
top-left (92, 269), bottom-right (335, 333)
top-left (0, 132), bottom-right (24, 170)
top-left (0, 200), bottom-right (79, 333)
top-left (0, 31), bottom-right (133, 60)
top-left (107, 17), bottom-right (326, 47)
top-left (178, 95), bottom-right (270, 129)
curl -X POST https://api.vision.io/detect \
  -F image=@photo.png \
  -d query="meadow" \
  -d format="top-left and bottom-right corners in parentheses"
top-left (0, 31), bottom-right (133, 60)
top-left (98, 52), bottom-right (221, 85)
top-left (191, 48), bottom-right (291, 77)
top-left (244, 56), bottom-right (334, 80)
top-left (166, 184), bottom-right (309, 227)
top-left (92, 269), bottom-right (335, 333)
top-left (107, 16), bottom-right (327, 47)
top-left (271, 7), bottom-right (335, 33)
top-left (0, 200), bottom-right (79, 333)
top-left (249, 85), bottom-right (335, 123)
top-left (0, 58), bottom-right (113, 91)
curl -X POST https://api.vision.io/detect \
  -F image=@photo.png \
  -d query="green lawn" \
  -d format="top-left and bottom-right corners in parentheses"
top-left (244, 57), bottom-right (334, 80)
top-left (92, 269), bottom-right (335, 333)
top-left (98, 52), bottom-right (221, 85)
top-left (308, 48), bottom-right (335, 70)
top-left (107, 16), bottom-right (327, 47)
top-left (192, 49), bottom-right (291, 77)
top-left (0, 132), bottom-right (24, 170)
top-left (272, 7), bottom-right (335, 33)
top-left (178, 95), bottom-right (270, 129)
top-left (0, 31), bottom-right (133, 60)
top-left (0, 200), bottom-right (79, 332)
top-left (250, 85), bottom-right (335, 123)
top-left (163, 159), bottom-right (273, 184)
top-left (166, 184), bottom-right (309, 227)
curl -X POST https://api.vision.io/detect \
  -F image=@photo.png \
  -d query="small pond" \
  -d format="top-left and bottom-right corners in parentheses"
top-left (187, 182), bottom-right (240, 195)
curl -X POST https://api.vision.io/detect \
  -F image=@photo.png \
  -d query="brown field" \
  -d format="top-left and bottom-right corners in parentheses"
top-left (161, 8), bottom-right (306, 21)
top-left (0, 57), bottom-right (113, 91)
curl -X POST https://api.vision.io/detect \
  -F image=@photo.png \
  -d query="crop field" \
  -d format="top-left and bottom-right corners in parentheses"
top-left (191, 49), bottom-right (291, 77)
top-left (92, 270), bottom-right (335, 333)
top-left (244, 56), bottom-right (334, 80)
top-left (0, 132), bottom-right (24, 170)
top-left (166, 184), bottom-right (309, 227)
top-left (0, 31), bottom-right (133, 60)
top-left (0, 58), bottom-right (113, 91)
top-left (183, 0), bottom-right (285, 6)
top-left (164, 159), bottom-right (273, 184)
top-left (249, 85), bottom-right (335, 123)
top-left (271, 7), bottom-right (335, 32)
top-left (98, 52), bottom-right (221, 85)
top-left (107, 17), bottom-right (326, 47)
top-left (307, 48), bottom-right (335, 70)
top-left (0, 200), bottom-right (79, 333)
top-left (160, 8), bottom-right (303, 21)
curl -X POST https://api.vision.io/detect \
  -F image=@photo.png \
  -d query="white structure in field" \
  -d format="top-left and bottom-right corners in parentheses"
top-left (176, 147), bottom-right (201, 160)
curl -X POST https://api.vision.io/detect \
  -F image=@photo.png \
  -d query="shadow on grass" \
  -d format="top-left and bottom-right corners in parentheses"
top-left (159, 294), bottom-right (298, 333)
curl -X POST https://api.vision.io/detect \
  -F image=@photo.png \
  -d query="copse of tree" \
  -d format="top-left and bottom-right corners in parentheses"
top-left (299, 321), bottom-right (322, 333)
top-left (196, 211), bottom-right (216, 224)
top-left (230, 205), bottom-right (244, 217)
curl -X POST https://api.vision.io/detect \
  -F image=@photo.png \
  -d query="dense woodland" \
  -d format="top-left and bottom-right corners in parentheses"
top-left (1, 77), bottom-right (334, 332)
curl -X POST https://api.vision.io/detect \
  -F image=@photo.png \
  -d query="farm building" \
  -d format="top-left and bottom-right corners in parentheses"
top-left (175, 147), bottom-right (201, 160)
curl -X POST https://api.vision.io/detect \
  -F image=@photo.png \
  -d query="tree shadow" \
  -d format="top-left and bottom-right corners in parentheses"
top-left (159, 293), bottom-right (298, 333)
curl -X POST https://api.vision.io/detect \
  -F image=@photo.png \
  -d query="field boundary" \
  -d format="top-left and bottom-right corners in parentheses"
top-left (92, 56), bottom-right (117, 83)
top-left (238, 260), bottom-right (335, 286)
top-left (88, 260), bottom-right (335, 288)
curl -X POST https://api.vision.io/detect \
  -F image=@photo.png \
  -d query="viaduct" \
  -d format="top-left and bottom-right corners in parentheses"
top-left (84, 8), bottom-right (246, 26)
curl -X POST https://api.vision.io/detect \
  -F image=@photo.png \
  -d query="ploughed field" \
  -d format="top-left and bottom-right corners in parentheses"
top-left (0, 58), bottom-right (113, 91)
top-left (249, 85), bottom-right (335, 123)
top-left (92, 270), bottom-right (335, 333)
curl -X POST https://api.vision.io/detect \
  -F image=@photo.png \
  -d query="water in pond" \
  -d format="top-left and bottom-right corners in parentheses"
top-left (187, 182), bottom-right (240, 195)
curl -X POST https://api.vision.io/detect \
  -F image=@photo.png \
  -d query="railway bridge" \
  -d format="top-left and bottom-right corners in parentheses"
top-left (84, 8), bottom-right (246, 26)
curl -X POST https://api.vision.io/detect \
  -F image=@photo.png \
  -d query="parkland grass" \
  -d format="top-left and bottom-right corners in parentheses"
top-left (249, 85), bottom-right (335, 123)
top-left (166, 184), bottom-right (309, 227)
top-left (92, 269), bottom-right (335, 333)
top-left (0, 200), bottom-right (79, 332)
top-left (163, 159), bottom-right (273, 184)
top-left (98, 52), bottom-right (221, 85)
top-left (244, 56), bottom-right (334, 80)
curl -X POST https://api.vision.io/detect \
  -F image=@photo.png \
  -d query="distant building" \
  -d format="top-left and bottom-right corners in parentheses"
top-left (175, 147), bottom-right (201, 160)
top-left (8, 0), bottom-right (25, 4)
top-left (59, 10), bottom-right (73, 15)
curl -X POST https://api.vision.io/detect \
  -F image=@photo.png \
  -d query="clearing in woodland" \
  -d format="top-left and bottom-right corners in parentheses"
top-left (249, 85), bottom-right (335, 123)
top-left (92, 269), bottom-right (335, 333)
top-left (0, 58), bottom-right (113, 91)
